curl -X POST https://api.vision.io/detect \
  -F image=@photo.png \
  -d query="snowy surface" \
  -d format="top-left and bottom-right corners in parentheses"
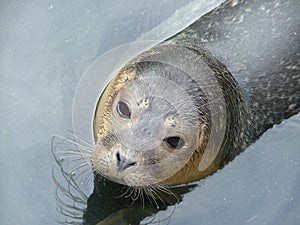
top-left (0, 0), bottom-right (299, 225)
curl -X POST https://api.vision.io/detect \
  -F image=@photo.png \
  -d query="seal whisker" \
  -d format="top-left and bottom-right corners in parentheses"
top-left (52, 169), bottom-right (88, 223)
top-left (131, 187), bottom-right (141, 202)
top-left (56, 140), bottom-right (92, 153)
top-left (149, 186), bottom-right (167, 208)
top-left (52, 148), bottom-right (89, 202)
top-left (143, 188), bottom-right (156, 208)
top-left (55, 151), bottom-right (91, 158)
top-left (84, 171), bottom-right (94, 188)
top-left (63, 130), bottom-right (95, 148)
top-left (140, 187), bottom-right (145, 208)
top-left (56, 201), bottom-right (84, 221)
top-left (125, 187), bottom-right (139, 207)
top-left (73, 167), bottom-right (92, 184)
top-left (55, 190), bottom-right (85, 213)
top-left (54, 146), bottom-right (92, 155)
top-left (124, 186), bottom-right (136, 199)
top-left (155, 185), bottom-right (179, 203)
top-left (145, 187), bottom-right (160, 209)
top-left (115, 185), bottom-right (132, 199)
top-left (53, 134), bottom-right (94, 152)
top-left (63, 157), bottom-right (90, 167)
top-left (59, 169), bottom-right (88, 203)
top-left (69, 163), bottom-right (90, 176)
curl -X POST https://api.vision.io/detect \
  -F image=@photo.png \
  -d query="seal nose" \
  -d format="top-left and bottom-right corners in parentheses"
top-left (115, 151), bottom-right (137, 171)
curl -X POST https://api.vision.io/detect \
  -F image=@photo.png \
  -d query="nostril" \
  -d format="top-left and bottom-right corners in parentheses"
top-left (115, 151), bottom-right (137, 170)
top-left (116, 151), bottom-right (121, 162)
top-left (122, 160), bottom-right (137, 170)
top-left (127, 161), bottom-right (136, 166)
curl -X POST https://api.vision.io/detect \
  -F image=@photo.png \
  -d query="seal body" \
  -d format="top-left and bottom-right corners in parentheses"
top-left (92, 0), bottom-right (300, 186)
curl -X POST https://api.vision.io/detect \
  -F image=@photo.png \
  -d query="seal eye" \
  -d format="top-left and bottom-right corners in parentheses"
top-left (116, 101), bottom-right (131, 119)
top-left (164, 136), bottom-right (185, 149)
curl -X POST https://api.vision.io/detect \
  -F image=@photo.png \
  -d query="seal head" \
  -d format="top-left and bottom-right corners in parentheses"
top-left (92, 45), bottom-right (232, 186)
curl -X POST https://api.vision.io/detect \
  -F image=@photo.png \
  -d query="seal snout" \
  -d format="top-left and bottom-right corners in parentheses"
top-left (115, 151), bottom-right (137, 171)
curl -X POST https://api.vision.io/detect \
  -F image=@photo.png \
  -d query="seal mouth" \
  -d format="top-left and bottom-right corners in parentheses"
top-left (92, 134), bottom-right (198, 187)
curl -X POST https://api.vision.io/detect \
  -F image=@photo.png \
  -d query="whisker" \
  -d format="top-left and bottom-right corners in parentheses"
top-left (62, 158), bottom-right (89, 169)
top-left (56, 155), bottom-right (89, 201)
top-left (124, 186), bottom-right (136, 198)
top-left (145, 187), bottom-right (159, 209)
top-left (149, 186), bottom-right (166, 208)
top-left (138, 187), bottom-right (145, 208)
top-left (51, 131), bottom-right (96, 224)
top-left (57, 203), bottom-right (83, 220)
top-left (155, 185), bottom-right (179, 203)
top-left (63, 130), bottom-right (95, 148)
top-left (55, 168), bottom-right (88, 204)
top-left (53, 134), bottom-right (94, 152)
top-left (74, 169), bottom-right (93, 188)
top-left (55, 190), bottom-right (85, 213)
top-left (56, 150), bottom-right (91, 157)
top-left (131, 187), bottom-right (141, 202)
top-left (69, 163), bottom-right (89, 176)
top-left (57, 141), bottom-right (92, 154)
top-left (115, 186), bottom-right (131, 199)
top-left (84, 172), bottom-right (94, 188)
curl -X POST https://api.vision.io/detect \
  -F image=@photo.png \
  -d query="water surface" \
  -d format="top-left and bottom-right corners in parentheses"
top-left (0, 1), bottom-right (299, 224)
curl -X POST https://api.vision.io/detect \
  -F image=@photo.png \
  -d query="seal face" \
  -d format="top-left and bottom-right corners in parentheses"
top-left (92, 59), bottom-right (204, 186)
top-left (92, 44), bottom-right (231, 187)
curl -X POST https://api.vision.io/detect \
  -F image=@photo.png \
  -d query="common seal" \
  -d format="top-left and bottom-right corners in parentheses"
top-left (92, 0), bottom-right (300, 187)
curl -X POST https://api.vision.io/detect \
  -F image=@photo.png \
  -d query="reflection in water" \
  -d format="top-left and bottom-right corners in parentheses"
top-left (52, 133), bottom-right (197, 224)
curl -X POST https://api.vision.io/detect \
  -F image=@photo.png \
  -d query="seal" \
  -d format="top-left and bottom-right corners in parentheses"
top-left (92, 0), bottom-right (300, 187)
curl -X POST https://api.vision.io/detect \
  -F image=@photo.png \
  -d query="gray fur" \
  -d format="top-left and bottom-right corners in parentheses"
top-left (164, 0), bottom-right (300, 164)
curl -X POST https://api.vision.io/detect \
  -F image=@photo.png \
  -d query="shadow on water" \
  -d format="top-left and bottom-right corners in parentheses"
top-left (86, 175), bottom-right (196, 225)
top-left (52, 133), bottom-right (198, 225)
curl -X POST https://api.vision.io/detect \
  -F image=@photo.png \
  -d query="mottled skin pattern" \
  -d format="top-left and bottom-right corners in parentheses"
top-left (165, 0), bottom-right (300, 168)
top-left (93, 0), bottom-right (300, 186)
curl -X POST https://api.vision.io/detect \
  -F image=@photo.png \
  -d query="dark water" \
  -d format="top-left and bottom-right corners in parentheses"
top-left (0, 1), bottom-right (299, 225)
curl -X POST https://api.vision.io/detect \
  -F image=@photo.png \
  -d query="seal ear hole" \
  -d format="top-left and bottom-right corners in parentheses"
top-left (116, 101), bottom-right (131, 119)
top-left (163, 136), bottom-right (185, 149)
